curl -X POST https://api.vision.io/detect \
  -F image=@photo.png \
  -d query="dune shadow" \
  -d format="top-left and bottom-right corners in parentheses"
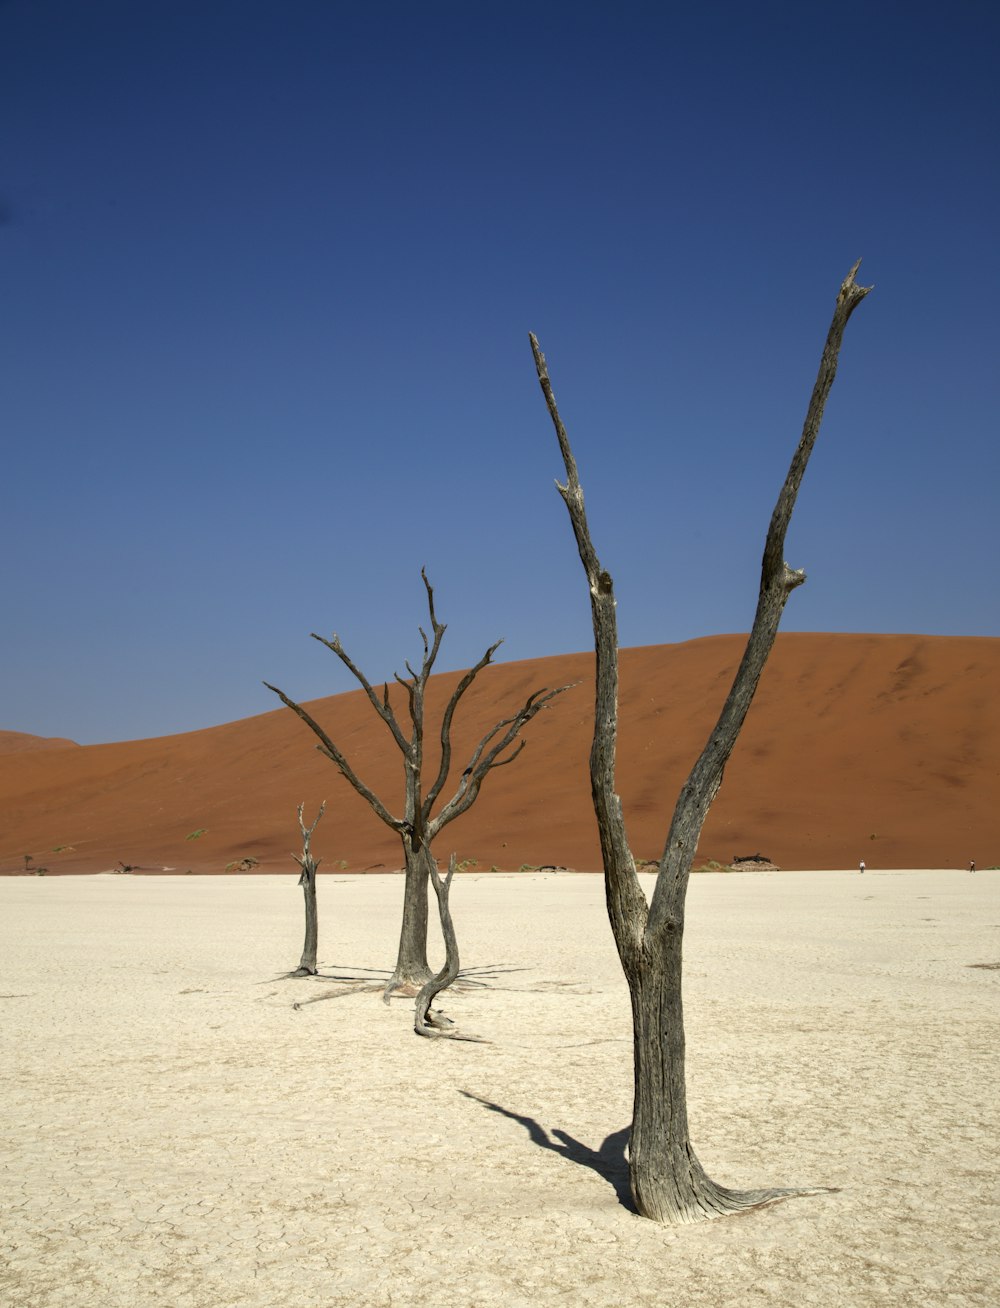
top-left (460, 1091), bottom-right (633, 1210)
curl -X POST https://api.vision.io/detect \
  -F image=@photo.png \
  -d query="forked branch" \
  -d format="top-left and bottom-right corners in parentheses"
top-left (293, 799), bottom-right (327, 880)
top-left (309, 632), bottom-right (411, 754)
top-left (428, 682), bottom-right (574, 837)
top-left (531, 260), bottom-right (872, 964)
top-left (423, 637), bottom-right (504, 812)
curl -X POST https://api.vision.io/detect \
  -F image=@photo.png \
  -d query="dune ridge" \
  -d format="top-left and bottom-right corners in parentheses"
top-left (2, 632), bottom-right (997, 874)
top-left (0, 730), bottom-right (80, 754)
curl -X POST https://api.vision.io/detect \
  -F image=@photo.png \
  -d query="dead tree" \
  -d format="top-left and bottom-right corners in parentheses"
top-left (531, 262), bottom-right (871, 1224)
top-left (265, 571), bottom-right (571, 999)
top-left (291, 800), bottom-right (325, 976)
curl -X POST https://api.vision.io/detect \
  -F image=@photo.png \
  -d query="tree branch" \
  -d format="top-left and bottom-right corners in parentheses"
top-left (428, 682), bottom-right (574, 836)
top-left (485, 739), bottom-right (527, 770)
top-left (393, 670), bottom-right (418, 728)
top-left (401, 569), bottom-right (449, 843)
top-left (646, 261), bottom-right (872, 936)
top-left (423, 638), bottom-right (504, 816)
top-left (419, 567), bottom-right (447, 681)
top-left (263, 682), bottom-right (406, 833)
top-left (292, 798), bottom-right (326, 881)
top-left (310, 632), bottom-right (411, 754)
top-left (530, 332), bottom-right (649, 968)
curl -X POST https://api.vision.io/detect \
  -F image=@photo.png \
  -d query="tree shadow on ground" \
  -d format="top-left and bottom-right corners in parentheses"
top-left (266, 962), bottom-right (529, 987)
top-left (460, 1091), bottom-right (633, 1210)
top-left (262, 963), bottom-right (533, 1010)
top-left (272, 963), bottom-right (391, 983)
top-left (453, 964), bottom-right (531, 988)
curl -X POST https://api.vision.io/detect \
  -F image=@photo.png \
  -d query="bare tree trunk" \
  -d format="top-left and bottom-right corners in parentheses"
top-left (296, 863), bottom-right (319, 975)
top-left (291, 801), bottom-right (325, 977)
top-left (531, 262), bottom-right (871, 1223)
top-left (627, 946), bottom-right (804, 1222)
top-left (384, 839), bottom-right (433, 998)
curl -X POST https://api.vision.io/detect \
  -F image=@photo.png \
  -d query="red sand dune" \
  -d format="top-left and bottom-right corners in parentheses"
top-left (0, 731), bottom-right (80, 754)
top-left (1, 633), bottom-right (997, 874)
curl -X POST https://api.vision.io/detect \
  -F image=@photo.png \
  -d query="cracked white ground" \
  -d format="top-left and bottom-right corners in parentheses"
top-left (2, 869), bottom-right (996, 1308)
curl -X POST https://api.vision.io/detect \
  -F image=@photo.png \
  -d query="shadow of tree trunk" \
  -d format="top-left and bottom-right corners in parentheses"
top-left (460, 1091), bottom-right (632, 1208)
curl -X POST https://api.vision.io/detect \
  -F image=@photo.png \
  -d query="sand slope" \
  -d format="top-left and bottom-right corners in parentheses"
top-left (1, 633), bottom-right (997, 873)
top-left (1, 870), bottom-right (996, 1307)
top-left (0, 731), bottom-right (80, 754)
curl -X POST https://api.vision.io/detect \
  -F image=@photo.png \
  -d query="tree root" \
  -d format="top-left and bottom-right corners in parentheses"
top-left (631, 1174), bottom-right (839, 1225)
top-left (382, 972), bottom-right (433, 1004)
top-left (413, 1017), bottom-right (490, 1043)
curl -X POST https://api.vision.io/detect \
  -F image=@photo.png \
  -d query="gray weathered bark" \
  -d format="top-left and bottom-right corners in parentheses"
top-left (531, 261), bottom-right (871, 1223)
top-left (265, 572), bottom-right (572, 999)
top-left (414, 853), bottom-right (465, 1037)
top-left (394, 838), bottom-right (435, 993)
top-left (291, 800), bottom-right (325, 976)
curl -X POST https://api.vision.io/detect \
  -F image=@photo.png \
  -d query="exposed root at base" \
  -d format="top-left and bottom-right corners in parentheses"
top-left (633, 1180), bottom-right (840, 1225)
top-left (382, 975), bottom-right (433, 1004)
top-left (413, 1021), bottom-right (490, 1043)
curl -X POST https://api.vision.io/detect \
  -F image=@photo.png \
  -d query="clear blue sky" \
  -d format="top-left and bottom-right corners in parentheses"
top-left (3, 0), bottom-right (997, 744)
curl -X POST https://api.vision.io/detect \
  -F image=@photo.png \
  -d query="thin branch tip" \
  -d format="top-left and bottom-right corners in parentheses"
top-left (841, 258), bottom-right (874, 308)
top-left (529, 333), bottom-right (547, 373)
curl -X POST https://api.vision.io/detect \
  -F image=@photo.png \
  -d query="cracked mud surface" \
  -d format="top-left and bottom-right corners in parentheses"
top-left (2, 870), bottom-right (997, 1306)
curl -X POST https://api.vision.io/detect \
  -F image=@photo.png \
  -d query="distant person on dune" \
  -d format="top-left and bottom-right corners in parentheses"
top-left (859, 860), bottom-right (865, 875)
top-left (969, 859), bottom-right (976, 873)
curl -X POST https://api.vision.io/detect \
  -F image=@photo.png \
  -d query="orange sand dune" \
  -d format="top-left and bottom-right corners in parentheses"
top-left (0, 730), bottom-right (80, 754)
top-left (2, 633), bottom-right (997, 874)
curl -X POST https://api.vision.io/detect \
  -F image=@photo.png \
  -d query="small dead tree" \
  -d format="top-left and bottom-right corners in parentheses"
top-left (291, 800), bottom-right (325, 977)
top-left (266, 571), bottom-right (571, 999)
top-left (531, 261), bottom-right (871, 1224)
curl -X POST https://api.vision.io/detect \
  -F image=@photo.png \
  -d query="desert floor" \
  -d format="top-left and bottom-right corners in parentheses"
top-left (1, 869), bottom-right (997, 1307)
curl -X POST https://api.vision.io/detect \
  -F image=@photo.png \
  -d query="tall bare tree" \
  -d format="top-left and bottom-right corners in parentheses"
top-left (531, 262), bottom-right (872, 1223)
top-left (266, 571), bottom-right (571, 998)
top-left (291, 800), bottom-right (325, 977)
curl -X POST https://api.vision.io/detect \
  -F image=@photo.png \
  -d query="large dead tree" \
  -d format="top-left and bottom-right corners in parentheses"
top-left (266, 572), bottom-right (571, 998)
top-left (531, 262), bottom-right (871, 1224)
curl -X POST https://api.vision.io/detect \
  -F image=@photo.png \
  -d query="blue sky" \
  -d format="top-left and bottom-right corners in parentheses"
top-left (3, 0), bottom-right (997, 744)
